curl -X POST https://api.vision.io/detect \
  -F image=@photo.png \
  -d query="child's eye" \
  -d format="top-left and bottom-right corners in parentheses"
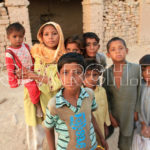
top-left (110, 48), bottom-right (115, 51)
top-left (73, 70), bottom-right (82, 75)
top-left (86, 44), bottom-right (90, 47)
top-left (93, 42), bottom-right (98, 46)
top-left (63, 71), bottom-right (68, 75)
top-left (52, 32), bottom-right (58, 36)
top-left (44, 33), bottom-right (49, 36)
top-left (93, 74), bottom-right (99, 77)
top-left (77, 71), bottom-right (82, 75)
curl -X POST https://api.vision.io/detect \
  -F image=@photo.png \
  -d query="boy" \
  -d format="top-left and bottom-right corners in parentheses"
top-left (5, 22), bottom-right (43, 117)
top-left (83, 32), bottom-right (106, 68)
top-left (43, 53), bottom-right (108, 150)
top-left (103, 37), bottom-right (141, 150)
top-left (64, 35), bottom-right (84, 54)
top-left (83, 59), bottom-right (111, 143)
top-left (132, 54), bottom-right (150, 150)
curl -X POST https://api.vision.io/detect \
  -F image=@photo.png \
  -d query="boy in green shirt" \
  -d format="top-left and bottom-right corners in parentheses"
top-left (103, 37), bottom-right (140, 150)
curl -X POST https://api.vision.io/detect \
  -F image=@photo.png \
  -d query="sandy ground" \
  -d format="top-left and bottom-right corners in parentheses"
top-left (0, 44), bottom-right (150, 150)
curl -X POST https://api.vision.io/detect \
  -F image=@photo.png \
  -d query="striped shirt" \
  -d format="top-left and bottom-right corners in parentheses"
top-left (44, 88), bottom-right (97, 150)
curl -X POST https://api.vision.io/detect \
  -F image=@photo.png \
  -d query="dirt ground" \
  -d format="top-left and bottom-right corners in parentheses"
top-left (0, 44), bottom-right (150, 150)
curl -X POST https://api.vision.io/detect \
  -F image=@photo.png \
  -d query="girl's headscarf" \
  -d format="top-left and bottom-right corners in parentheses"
top-left (31, 21), bottom-right (65, 63)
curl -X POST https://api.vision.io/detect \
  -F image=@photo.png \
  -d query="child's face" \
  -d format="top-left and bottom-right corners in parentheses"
top-left (7, 31), bottom-right (24, 48)
top-left (84, 70), bottom-right (99, 89)
top-left (107, 40), bottom-right (128, 63)
top-left (66, 43), bottom-right (81, 54)
top-left (58, 62), bottom-right (84, 90)
top-left (142, 66), bottom-right (150, 85)
top-left (42, 25), bottom-right (59, 49)
top-left (85, 38), bottom-right (100, 57)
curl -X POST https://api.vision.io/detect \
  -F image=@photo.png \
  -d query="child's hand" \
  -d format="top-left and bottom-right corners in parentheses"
top-left (15, 68), bottom-right (28, 79)
top-left (110, 114), bottom-right (119, 127)
top-left (15, 68), bottom-right (22, 79)
top-left (134, 112), bottom-right (138, 121)
top-left (100, 138), bottom-right (109, 150)
top-left (141, 122), bottom-right (150, 138)
top-left (36, 104), bottom-right (43, 118)
top-left (22, 67), bottom-right (33, 78)
top-left (104, 124), bottom-right (109, 138)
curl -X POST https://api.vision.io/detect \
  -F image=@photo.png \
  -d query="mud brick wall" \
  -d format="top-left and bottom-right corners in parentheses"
top-left (103, 0), bottom-right (140, 49)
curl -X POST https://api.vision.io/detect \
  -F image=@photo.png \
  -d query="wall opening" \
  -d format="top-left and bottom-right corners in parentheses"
top-left (28, 0), bottom-right (83, 44)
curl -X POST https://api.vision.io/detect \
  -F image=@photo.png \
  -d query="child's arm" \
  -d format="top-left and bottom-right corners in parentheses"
top-left (43, 107), bottom-right (56, 150)
top-left (15, 67), bottom-right (48, 84)
top-left (44, 127), bottom-right (55, 150)
top-left (109, 113), bottom-right (119, 127)
top-left (92, 113), bottom-right (109, 150)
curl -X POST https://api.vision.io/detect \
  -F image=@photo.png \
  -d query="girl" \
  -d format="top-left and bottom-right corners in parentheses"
top-left (19, 22), bottom-right (65, 150)
top-left (132, 54), bottom-right (150, 150)
top-left (5, 22), bottom-right (43, 118)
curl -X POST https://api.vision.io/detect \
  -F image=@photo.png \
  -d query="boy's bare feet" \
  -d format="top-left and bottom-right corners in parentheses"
top-left (36, 103), bottom-right (43, 118)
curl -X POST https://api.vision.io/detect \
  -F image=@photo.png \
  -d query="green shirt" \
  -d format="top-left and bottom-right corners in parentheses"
top-left (103, 62), bottom-right (141, 136)
top-left (44, 88), bottom-right (97, 150)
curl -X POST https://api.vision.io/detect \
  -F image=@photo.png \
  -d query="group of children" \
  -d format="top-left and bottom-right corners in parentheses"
top-left (5, 21), bottom-right (150, 150)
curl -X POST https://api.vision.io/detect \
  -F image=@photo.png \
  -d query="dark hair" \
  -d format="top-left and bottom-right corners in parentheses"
top-left (84, 58), bottom-right (104, 74)
top-left (107, 37), bottom-right (127, 52)
top-left (83, 32), bottom-right (100, 45)
top-left (6, 22), bottom-right (25, 35)
top-left (64, 35), bottom-right (84, 51)
top-left (139, 54), bottom-right (150, 70)
top-left (57, 52), bottom-right (85, 73)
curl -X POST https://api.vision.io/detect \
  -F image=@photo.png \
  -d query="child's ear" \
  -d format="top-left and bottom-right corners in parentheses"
top-left (106, 52), bottom-right (110, 58)
top-left (126, 48), bottom-right (129, 54)
top-left (98, 44), bottom-right (100, 49)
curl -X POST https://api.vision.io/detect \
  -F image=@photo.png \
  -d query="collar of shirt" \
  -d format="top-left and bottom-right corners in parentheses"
top-left (109, 60), bottom-right (129, 71)
top-left (55, 88), bottom-right (89, 111)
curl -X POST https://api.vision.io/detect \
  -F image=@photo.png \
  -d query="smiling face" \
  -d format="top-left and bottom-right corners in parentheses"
top-left (107, 40), bottom-right (128, 63)
top-left (85, 38), bottom-right (100, 57)
top-left (7, 31), bottom-right (24, 48)
top-left (58, 62), bottom-right (84, 90)
top-left (66, 43), bottom-right (81, 54)
top-left (42, 25), bottom-right (59, 49)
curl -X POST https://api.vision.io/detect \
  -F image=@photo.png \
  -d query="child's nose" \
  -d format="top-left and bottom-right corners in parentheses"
top-left (16, 37), bottom-right (20, 41)
top-left (116, 49), bottom-right (121, 53)
top-left (90, 44), bottom-right (94, 50)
